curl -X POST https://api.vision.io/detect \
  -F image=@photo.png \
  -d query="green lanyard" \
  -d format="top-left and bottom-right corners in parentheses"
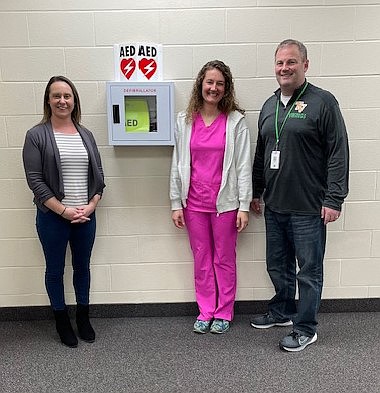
top-left (274, 82), bottom-right (308, 149)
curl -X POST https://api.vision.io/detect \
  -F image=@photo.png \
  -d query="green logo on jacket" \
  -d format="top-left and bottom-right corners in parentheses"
top-left (289, 112), bottom-right (307, 119)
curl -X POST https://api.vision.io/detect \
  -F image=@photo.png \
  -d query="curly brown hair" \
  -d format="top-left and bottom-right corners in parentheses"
top-left (185, 60), bottom-right (244, 123)
top-left (40, 75), bottom-right (82, 125)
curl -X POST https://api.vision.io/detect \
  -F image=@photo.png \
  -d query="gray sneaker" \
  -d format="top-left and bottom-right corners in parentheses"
top-left (250, 313), bottom-right (293, 329)
top-left (279, 331), bottom-right (318, 352)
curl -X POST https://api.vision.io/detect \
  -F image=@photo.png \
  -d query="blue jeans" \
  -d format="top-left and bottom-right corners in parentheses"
top-left (36, 208), bottom-right (96, 310)
top-left (264, 208), bottom-right (326, 336)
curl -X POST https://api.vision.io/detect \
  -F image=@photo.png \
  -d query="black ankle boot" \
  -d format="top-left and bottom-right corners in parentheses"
top-left (76, 304), bottom-right (95, 343)
top-left (53, 309), bottom-right (78, 348)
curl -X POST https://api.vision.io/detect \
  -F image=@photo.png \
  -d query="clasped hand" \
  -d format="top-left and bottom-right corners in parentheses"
top-left (64, 205), bottom-right (94, 224)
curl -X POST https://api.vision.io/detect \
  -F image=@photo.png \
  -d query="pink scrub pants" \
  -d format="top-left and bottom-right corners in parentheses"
top-left (184, 208), bottom-right (238, 322)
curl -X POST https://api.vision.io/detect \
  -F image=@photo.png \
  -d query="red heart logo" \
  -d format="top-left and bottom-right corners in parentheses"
top-left (120, 58), bottom-right (136, 79)
top-left (138, 58), bottom-right (157, 80)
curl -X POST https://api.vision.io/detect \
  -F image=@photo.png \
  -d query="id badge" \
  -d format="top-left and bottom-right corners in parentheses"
top-left (270, 150), bottom-right (280, 169)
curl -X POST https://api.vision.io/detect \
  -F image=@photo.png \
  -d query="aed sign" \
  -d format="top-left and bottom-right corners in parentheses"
top-left (114, 42), bottom-right (163, 82)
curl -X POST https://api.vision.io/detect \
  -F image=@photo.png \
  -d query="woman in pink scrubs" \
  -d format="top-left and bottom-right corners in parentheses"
top-left (170, 60), bottom-right (252, 334)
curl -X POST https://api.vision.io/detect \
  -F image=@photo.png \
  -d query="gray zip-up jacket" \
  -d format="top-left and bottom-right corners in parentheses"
top-left (170, 110), bottom-right (252, 213)
top-left (22, 121), bottom-right (105, 212)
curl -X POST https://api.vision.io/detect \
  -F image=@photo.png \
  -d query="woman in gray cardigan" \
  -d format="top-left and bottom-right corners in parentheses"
top-left (22, 76), bottom-right (105, 348)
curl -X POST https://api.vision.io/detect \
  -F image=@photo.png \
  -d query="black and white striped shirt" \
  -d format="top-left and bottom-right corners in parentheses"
top-left (54, 132), bottom-right (89, 207)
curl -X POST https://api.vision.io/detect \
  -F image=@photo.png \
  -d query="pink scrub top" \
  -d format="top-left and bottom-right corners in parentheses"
top-left (186, 112), bottom-right (227, 212)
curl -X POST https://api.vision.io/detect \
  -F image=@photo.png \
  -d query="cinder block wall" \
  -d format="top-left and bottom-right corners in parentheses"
top-left (0, 1), bottom-right (379, 307)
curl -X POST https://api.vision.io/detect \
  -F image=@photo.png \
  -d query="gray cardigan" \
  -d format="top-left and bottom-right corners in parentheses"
top-left (170, 110), bottom-right (252, 213)
top-left (22, 121), bottom-right (105, 212)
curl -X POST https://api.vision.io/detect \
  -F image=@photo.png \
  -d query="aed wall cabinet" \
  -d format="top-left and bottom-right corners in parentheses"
top-left (106, 81), bottom-right (175, 146)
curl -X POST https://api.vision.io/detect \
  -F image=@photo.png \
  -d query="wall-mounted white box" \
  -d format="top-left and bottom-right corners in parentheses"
top-left (106, 81), bottom-right (175, 146)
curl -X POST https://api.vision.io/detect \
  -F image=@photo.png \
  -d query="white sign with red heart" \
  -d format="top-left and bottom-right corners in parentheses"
top-left (114, 43), bottom-right (162, 82)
